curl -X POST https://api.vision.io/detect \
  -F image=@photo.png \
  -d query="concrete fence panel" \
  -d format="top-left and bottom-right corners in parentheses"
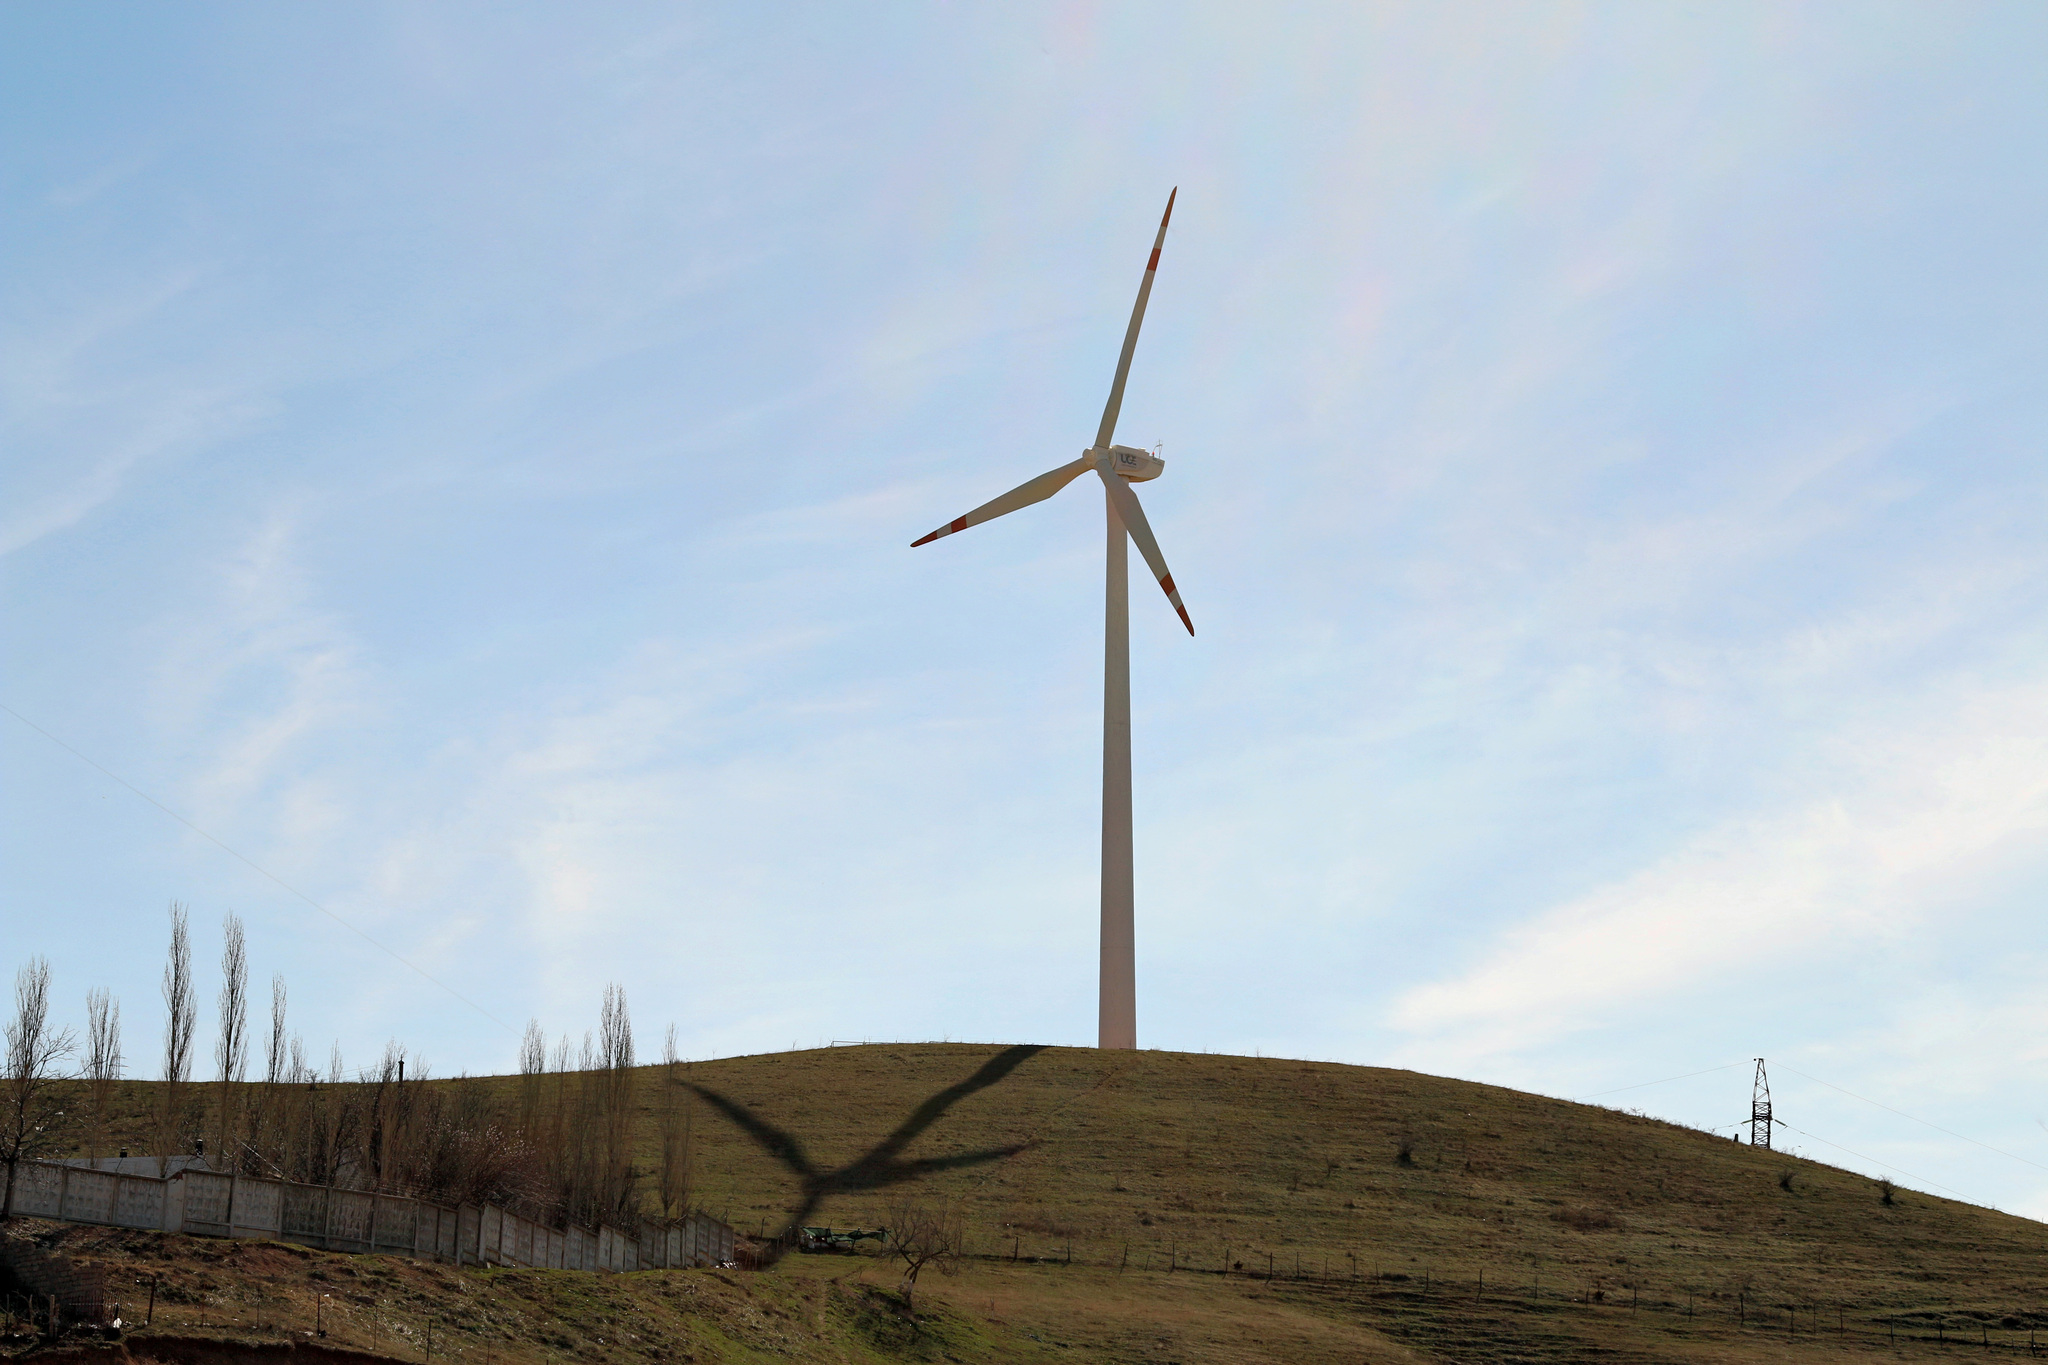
top-left (59, 1168), bottom-right (117, 1225)
top-left (12, 1161), bottom-right (63, 1218)
top-left (13, 1159), bottom-right (732, 1277)
top-left (330, 1189), bottom-right (373, 1250)
top-left (234, 1178), bottom-right (283, 1238)
top-left (281, 1184), bottom-right (326, 1241)
top-left (456, 1205), bottom-right (478, 1264)
top-left (114, 1174), bottom-right (166, 1231)
top-left (181, 1172), bottom-right (231, 1234)
top-left (372, 1194), bottom-right (416, 1253)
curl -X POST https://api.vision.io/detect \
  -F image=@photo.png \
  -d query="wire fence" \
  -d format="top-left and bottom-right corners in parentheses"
top-left (921, 1231), bottom-right (2047, 1357)
top-left (8, 1221), bottom-right (2043, 1360)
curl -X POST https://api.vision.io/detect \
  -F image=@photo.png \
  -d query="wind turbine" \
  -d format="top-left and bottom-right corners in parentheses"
top-left (911, 190), bottom-right (1189, 1051)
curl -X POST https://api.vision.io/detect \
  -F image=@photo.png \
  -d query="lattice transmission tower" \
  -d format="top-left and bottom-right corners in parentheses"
top-left (1749, 1058), bottom-right (1773, 1148)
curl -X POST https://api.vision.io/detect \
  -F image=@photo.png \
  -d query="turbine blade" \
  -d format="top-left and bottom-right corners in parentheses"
top-left (910, 458), bottom-right (1089, 547)
top-left (1094, 188), bottom-right (1177, 450)
top-left (1096, 465), bottom-right (1193, 635)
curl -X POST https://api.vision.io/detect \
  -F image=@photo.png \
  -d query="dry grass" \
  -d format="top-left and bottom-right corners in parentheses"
top-left (34, 1043), bottom-right (2048, 1362)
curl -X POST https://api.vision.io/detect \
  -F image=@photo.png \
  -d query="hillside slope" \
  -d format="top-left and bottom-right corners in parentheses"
top-left (675, 1045), bottom-right (2042, 1303)
top-left (30, 1043), bottom-right (2048, 1362)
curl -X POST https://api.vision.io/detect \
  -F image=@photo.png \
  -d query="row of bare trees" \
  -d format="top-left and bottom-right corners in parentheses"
top-left (513, 984), bottom-right (656, 1228)
top-left (3, 905), bottom-right (695, 1235)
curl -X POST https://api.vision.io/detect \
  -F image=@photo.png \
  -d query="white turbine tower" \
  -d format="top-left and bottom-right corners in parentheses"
top-left (911, 190), bottom-right (1190, 1051)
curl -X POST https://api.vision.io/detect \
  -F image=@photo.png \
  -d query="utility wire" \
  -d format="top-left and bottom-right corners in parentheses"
top-left (1, 700), bottom-right (513, 1033)
top-left (1772, 1120), bottom-right (1974, 1202)
top-left (1778, 1064), bottom-right (2048, 1175)
top-left (1571, 1060), bottom-right (1746, 1102)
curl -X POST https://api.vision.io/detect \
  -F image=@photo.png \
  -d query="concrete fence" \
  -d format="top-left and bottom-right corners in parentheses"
top-left (1, 1158), bottom-right (734, 1274)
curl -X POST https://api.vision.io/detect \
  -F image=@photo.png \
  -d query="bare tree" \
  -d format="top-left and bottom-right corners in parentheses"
top-left (517, 1018), bottom-right (545, 1140)
top-left (2, 958), bottom-right (77, 1219)
top-left (368, 1040), bottom-right (409, 1190)
top-left (84, 988), bottom-right (121, 1161)
top-left (656, 1023), bottom-right (693, 1219)
top-left (158, 903), bottom-right (196, 1173)
top-left (885, 1199), bottom-right (963, 1312)
top-left (246, 973), bottom-right (287, 1167)
top-left (265, 976), bottom-right (287, 1086)
top-left (540, 1032), bottom-right (573, 1219)
top-left (216, 912), bottom-right (249, 1167)
top-left (598, 985), bottom-right (637, 1223)
top-left (600, 986), bottom-right (633, 1073)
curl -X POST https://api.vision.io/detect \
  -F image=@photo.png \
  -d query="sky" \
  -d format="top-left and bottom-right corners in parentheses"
top-left (5, 3), bottom-right (2048, 1217)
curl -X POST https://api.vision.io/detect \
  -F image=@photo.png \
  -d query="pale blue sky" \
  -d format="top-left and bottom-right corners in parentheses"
top-left (5, 4), bottom-right (2048, 1216)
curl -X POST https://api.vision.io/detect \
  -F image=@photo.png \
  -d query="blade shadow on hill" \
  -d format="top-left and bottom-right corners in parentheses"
top-left (685, 1044), bottom-right (1046, 1264)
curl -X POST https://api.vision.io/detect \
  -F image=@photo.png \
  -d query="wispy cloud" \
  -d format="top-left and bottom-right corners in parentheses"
top-left (153, 506), bottom-right (372, 845)
top-left (1391, 675), bottom-right (2048, 1061)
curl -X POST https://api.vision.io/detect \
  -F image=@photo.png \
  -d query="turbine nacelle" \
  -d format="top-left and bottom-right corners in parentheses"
top-left (1093, 444), bottom-right (1164, 482)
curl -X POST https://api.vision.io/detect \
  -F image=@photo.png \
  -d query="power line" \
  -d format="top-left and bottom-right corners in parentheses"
top-left (1778, 1064), bottom-right (2048, 1176)
top-left (1772, 1120), bottom-right (1974, 1202)
top-left (1570, 1060), bottom-right (1746, 1101)
top-left (1, 699), bottom-right (513, 1034)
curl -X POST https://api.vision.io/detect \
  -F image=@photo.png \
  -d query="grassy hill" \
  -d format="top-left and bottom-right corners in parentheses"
top-left (14, 1043), bottom-right (2048, 1362)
